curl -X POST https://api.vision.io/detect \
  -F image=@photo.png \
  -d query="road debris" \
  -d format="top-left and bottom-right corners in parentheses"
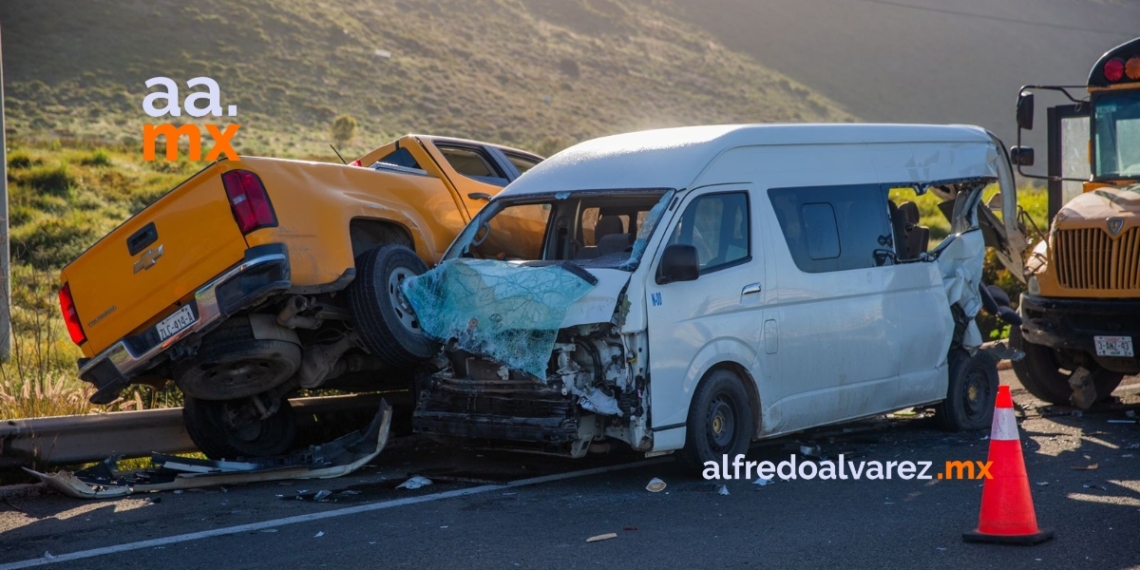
top-left (645, 478), bottom-right (667, 492)
top-left (1106, 419), bottom-right (1137, 424)
top-left (586, 533), bottom-right (618, 543)
top-left (718, 485), bottom-right (730, 496)
top-left (313, 490), bottom-right (333, 501)
top-left (24, 400), bottom-right (393, 499)
top-left (753, 477), bottom-right (773, 487)
top-left (314, 531), bottom-right (325, 538)
top-left (396, 476), bottom-right (433, 490)
top-left (1035, 481), bottom-right (1049, 486)
top-left (1071, 463), bottom-right (1099, 471)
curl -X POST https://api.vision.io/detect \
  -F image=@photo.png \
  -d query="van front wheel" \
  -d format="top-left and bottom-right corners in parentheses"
top-left (935, 349), bottom-right (998, 432)
top-left (678, 369), bottom-right (754, 474)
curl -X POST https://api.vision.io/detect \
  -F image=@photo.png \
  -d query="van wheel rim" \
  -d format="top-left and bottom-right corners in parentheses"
top-left (708, 397), bottom-right (736, 449)
top-left (387, 267), bottom-right (421, 333)
top-left (964, 367), bottom-right (989, 417)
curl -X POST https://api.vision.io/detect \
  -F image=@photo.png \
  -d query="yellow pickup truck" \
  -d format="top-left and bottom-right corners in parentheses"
top-left (59, 135), bottom-right (542, 458)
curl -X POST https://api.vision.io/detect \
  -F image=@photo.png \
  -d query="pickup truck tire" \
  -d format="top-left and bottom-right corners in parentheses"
top-left (935, 349), bottom-right (997, 432)
top-left (348, 245), bottom-right (439, 368)
top-left (678, 369), bottom-right (754, 475)
top-left (173, 316), bottom-right (302, 401)
top-left (1009, 326), bottom-right (1123, 405)
top-left (183, 396), bottom-right (297, 459)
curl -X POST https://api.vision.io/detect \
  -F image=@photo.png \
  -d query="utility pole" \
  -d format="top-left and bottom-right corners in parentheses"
top-left (0, 22), bottom-right (11, 361)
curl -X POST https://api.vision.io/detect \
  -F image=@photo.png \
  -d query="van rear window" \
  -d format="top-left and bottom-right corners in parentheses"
top-left (769, 184), bottom-right (893, 273)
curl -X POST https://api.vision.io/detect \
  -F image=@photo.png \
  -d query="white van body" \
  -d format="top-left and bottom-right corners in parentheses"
top-left (407, 124), bottom-right (1026, 464)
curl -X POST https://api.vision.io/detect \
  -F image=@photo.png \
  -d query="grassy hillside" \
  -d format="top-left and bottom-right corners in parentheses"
top-left (2, 0), bottom-right (851, 159)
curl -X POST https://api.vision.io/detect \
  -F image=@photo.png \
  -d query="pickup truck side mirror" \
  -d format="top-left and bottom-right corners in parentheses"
top-left (1016, 92), bottom-right (1034, 130)
top-left (1010, 146), bottom-right (1035, 167)
top-left (656, 244), bottom-right (700, 284)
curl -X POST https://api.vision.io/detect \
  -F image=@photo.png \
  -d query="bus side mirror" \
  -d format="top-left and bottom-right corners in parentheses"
top-left (1010, 146), bottom-right (1035, 167)
top-left (1016, 92), bottom-right (1034, 130)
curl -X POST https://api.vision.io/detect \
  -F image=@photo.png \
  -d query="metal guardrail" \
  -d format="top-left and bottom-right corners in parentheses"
top-left (0, 394), bottom-right (383, 468)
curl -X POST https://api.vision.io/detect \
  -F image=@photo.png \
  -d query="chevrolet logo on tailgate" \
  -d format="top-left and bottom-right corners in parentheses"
top-left (133, 245), bottom-right (164, 273)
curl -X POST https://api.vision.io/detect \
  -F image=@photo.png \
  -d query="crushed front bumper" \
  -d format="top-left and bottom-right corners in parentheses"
top-left (1020, 293), bottom-right (1140, 362)
top-left (79, 244), bottom-right (291, 404)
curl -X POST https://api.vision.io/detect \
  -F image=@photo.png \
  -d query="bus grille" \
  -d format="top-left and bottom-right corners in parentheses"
top-left (1053, 227), bottom-right (1140, 290)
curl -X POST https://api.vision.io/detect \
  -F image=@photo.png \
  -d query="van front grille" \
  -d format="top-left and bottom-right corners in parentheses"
top-left (1053, 227), bottom-right (1140, 290)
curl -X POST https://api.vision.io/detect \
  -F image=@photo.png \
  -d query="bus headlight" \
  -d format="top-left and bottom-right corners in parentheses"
top-left (1028, 275), bottom-right (1040, 296)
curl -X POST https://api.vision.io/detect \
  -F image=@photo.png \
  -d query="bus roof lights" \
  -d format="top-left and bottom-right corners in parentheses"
top-left (1104, 58), bottom-right (1125, 82)
top-left (1126, 57), bottom-right (1140, 81)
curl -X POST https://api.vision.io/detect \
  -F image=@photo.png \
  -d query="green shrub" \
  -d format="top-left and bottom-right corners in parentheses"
top-left (24, 162), bottom-right (76, 198)
top-left (80, 148), bottom-right (112, 167)
top-left (7, 152), bottom-right (33, 169)
top-left (11, 212), bottom-right (100, 269)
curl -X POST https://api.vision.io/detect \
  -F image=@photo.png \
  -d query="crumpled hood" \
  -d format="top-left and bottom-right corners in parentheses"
top-left (401, 259), bottom-right (628, 379)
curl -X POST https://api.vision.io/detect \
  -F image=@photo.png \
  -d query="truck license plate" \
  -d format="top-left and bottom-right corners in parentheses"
top-left (157, 305), bottom-right (196, 341)
top-left (1094, 335), bottom-right (1134, 358)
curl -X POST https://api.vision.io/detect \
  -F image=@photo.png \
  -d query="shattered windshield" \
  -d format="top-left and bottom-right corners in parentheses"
top-left (445, 190), bottom-right (674, 271)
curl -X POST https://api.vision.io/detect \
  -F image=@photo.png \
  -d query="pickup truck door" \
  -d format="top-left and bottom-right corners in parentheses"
top-left (418, 139), bottom-right (517, 218)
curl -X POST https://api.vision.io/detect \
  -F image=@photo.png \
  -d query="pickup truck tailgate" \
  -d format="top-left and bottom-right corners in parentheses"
top-left (62, 164), bottom-right (250, 355)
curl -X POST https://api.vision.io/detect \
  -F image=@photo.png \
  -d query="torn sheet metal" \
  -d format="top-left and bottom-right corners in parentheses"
top-left (26, 400), bottom-right (392, 499)
top-left (559, 269), bottom-right (629, 327)
top-left (402, 260), bottom-right (597, 379)
top-left (935, 228), bottom-right (986, 350)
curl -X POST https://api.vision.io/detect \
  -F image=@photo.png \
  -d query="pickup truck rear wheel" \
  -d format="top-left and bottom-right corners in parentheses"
top-left (173, 315), bottom-right (301, 401)
top-left (1009, 326), bottom-right (1123, 405)
top-left (348, 244), bottom-right (439, 368)
top-left (183, 396), bottom-right (296, 459)
top-left (935, 349), bottom-right (998, 432)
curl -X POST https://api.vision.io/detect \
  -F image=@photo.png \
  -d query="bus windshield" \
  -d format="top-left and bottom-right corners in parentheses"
top-left (1094, 91), bottom-right (1140, 179)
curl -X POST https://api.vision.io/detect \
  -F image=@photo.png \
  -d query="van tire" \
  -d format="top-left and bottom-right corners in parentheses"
top-left (678, 369), bottom-right (755, 474)
top-left (183, 396), bottom-right (296, 459)
top-left (1009, 326), bottom-right (1123, 405)
top-left (348, 245), bottom-right (439, 368)
top-left (935, 349), bottom-right (998, 432)
top-left (173, 316), bottom-right (301, 401)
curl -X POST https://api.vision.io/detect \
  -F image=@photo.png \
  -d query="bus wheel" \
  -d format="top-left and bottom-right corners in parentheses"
top-left (1010, 326), bottom-right (1122, 406)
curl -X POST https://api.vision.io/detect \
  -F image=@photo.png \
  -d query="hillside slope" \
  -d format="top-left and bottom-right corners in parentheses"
top-left (1, 0), bottom-right (851, 158)
top-left (662, 0), bottom-right (1140, 147)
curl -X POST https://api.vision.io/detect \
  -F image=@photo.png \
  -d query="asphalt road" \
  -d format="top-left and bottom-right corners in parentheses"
top-left (2, 370), bottom-right (1139, 570)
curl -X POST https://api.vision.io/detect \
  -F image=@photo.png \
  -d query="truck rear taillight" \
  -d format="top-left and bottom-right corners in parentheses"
top-left (58, 283), bottom-right (86, 345)
top-left (221, 170), bottom-right (277, 234)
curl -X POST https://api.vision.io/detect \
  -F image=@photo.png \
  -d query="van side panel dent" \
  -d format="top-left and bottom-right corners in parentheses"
top-left (936, 228), bottom-right (987, 350)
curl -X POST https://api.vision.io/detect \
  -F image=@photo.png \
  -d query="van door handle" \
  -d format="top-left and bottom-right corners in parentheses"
top-left (742, 283), bottom-right (762, 295)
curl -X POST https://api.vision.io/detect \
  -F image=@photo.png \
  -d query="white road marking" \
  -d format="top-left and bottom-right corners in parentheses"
top-left (0, 458), bottom-right (668, 569)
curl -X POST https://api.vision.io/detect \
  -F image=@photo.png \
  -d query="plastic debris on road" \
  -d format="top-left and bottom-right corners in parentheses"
top-left (753, 477), bottom-right (773, 487)
top-left (1071, 464), bottom-right (1099, 471)
top-left (396, 476), bottom-right (433, 490)
top-left (645, 478), bottom-right (666, 492)
top-left (718, 485), bottom-right (730, 496)
top-left (586, 533), bottom-right (618, 543)
top-left (313, 490), bottom-right (332, 501)
top-left (314, 531), bottom-right (325, 538)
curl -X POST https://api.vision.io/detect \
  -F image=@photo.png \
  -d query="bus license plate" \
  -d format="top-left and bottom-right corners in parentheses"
top-left (1094, 335), bottom-right (1133, 358)
top-left (157, 305), bottom-right (196, 341)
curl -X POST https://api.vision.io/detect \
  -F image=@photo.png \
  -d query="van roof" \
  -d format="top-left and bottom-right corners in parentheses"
top-left (503, 123), bottom-right (995, 197)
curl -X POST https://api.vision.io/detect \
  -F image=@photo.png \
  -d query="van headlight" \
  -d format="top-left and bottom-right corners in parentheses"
top-left (1027, 275), bottom-right (1040, 296)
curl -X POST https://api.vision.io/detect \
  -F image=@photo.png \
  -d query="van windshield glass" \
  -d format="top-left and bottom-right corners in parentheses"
top-left (445, 190), bottom-right (673, 271)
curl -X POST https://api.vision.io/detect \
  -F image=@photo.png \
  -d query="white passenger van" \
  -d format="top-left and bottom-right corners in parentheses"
top-left (404, 124), bottom-right (1028, 469)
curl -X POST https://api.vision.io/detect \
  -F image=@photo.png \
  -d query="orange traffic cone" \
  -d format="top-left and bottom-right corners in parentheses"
top-left (963, 385), bottom-right (1054, 545)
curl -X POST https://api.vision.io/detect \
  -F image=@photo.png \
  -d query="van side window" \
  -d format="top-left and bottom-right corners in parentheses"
top-left (769, 184), bottom-right (893, 273)
top-left (668, 192), bottom-right (751, 273)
